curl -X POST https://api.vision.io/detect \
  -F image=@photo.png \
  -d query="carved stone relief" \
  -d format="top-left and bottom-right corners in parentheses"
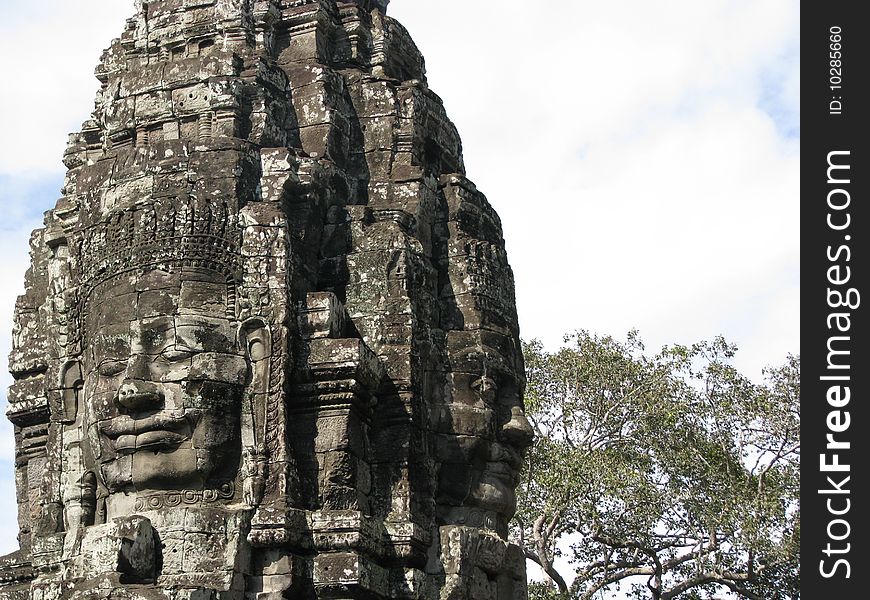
top-left (2, 2), bottom-right (531, 600)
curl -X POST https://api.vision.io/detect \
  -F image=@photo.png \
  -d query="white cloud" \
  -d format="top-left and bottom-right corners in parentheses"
top-left (0, 218), bottom-right (38, 555)
top-left (0, 1), bottom-right (134, 176)
top-left (500, 101), bottom-right (799, 382)
top-left (0, 468), bottom-right (18, 554)
top-left (0, 183), bottom-right (42, 551)
top-left (391, 0), bottom-right (800, 378)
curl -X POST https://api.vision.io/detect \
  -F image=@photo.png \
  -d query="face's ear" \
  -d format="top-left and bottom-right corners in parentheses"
top-left (60, 360), bottom-right (84, 423)
top-left (239, 318), bottom-right (271, 389)
top-left (238, 319), bottom-right (272, 508)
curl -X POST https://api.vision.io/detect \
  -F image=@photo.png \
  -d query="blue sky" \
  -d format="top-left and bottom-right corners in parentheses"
top-left (0, 1), bottom-right (799, 588)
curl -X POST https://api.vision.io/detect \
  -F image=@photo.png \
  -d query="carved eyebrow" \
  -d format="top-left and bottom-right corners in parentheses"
top-left (131, 319), bottom-right (175, 353)
top-left (158, 345), bottom-right (196, 362)
top-left (92, 336), bottom-right (131, 362)
top-left (96, 353), bottom-right (127, 363)
top-left (174, 320), bottom-right (234, 352)
top-left (173, 327), bottom-right (205, 351)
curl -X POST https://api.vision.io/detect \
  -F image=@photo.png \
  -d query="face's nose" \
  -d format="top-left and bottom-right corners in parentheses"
top-left (117, 379), bottom-right (165, 412)
top-left (500, 405), bottom-right (534, 450)
top-left (116, 354), bottom-right (163, 412)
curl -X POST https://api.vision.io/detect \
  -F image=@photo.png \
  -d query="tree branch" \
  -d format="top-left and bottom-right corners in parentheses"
top-left (577, 566), bottom-right (655, 600)
top-left (523, 547), bottom-right (569, 595)
top-left (661, 571), bottom-right (764, 600)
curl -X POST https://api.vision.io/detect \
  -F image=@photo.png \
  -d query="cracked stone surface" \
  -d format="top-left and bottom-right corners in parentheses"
top-left (2, 2), bottom-right (531, 599)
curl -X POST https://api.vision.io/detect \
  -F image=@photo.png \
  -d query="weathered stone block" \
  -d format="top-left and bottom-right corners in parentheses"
top-left (75, 517), bottom-right (158, 583)
top-left (298, 292), bottom-right (345, 339)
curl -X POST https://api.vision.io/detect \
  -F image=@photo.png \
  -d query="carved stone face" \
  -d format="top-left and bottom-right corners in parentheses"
top-left (79, 269), bottom-right (245, 510)
top-left (436, 336), bottom-right (534, 534)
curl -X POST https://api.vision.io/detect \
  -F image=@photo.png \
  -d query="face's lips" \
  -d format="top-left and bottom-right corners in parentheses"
top-left (99, 410), bottom-right (191, 454)
top-left (482, 442), bottom-right (524, 486)
top-left (99, 410), bottom-right (189, 438)
top-left (114, 430), bottom-right (189, 454)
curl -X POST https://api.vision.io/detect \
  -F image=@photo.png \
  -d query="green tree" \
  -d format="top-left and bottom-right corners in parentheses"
top-left (515, 332), bottom-right (799, 600)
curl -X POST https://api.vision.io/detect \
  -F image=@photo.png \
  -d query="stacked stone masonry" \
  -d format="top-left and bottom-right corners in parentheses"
top-left (1, 2), bottom-right (532, 600)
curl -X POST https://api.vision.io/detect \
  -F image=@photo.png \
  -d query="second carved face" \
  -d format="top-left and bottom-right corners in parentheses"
top-left (434, 332), bottom-right (534, 535)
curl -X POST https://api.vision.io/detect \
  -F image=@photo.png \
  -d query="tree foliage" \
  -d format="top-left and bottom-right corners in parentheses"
top-left (515, 332), bottom-right (799, 600)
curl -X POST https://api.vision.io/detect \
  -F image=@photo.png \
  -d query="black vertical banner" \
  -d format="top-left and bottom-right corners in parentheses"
top-left (802, 3), bottom-right (869, 597)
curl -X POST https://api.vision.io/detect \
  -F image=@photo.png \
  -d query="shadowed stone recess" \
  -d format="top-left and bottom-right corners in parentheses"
top-left (2, 2), bottom-right (532, 599)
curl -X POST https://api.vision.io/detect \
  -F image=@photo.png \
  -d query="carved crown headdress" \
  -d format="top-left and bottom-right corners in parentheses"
top-left (72, 196), bottom-right (243, 300)
top-left (64, 196), bottom-right (243, 353)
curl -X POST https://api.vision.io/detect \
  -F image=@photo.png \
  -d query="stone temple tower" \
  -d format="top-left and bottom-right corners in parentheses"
top-left (0, 2), bottom-right (532, 599)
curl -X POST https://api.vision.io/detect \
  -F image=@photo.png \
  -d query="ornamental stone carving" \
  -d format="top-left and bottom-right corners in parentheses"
top-left (1, 2), bottom-right (531, 600)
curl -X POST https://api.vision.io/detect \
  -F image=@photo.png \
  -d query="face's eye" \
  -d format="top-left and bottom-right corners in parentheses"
top-left (158, 346), bottom-right (195, 363)
top-left (470, 376), bottom-right (498, 404)
top-left (97, 359), bottom-right (127, 377)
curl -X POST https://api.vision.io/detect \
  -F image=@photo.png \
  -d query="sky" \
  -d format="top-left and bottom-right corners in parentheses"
top-left (0, 0), bottom-right (799, 586)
